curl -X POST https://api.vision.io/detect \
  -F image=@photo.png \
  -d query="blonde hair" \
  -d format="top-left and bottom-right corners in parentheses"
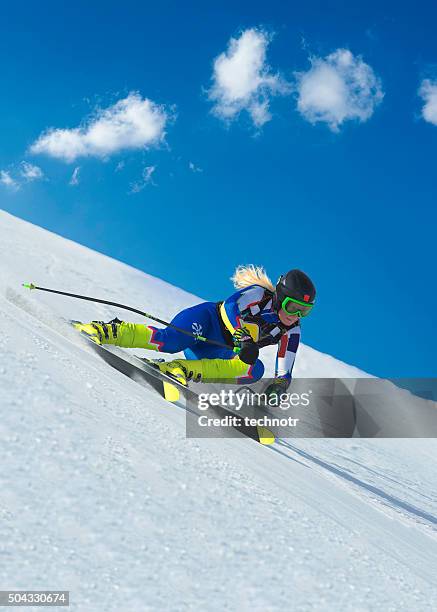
top-left (231, 264), bottom-right (275, 292)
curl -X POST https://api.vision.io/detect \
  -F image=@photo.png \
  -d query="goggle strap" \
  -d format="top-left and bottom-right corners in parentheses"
top-left (283, 296), bottom-right (314, 308)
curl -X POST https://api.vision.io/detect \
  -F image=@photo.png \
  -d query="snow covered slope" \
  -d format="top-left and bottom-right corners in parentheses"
top-left (0, 209), bottom-right (436, 611)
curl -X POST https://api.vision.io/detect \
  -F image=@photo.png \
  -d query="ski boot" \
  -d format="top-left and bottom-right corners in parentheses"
top-left (73, 318), bottom-right (160, 350)
top-left (154, 357), bottom-right (254, 385)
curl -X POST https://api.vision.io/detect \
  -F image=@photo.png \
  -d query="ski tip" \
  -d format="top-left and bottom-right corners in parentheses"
top-left (163, 381), bottom-right (180, 403)
top-left (22, 282), bottom-right (36, 290)
top-left (71, 321), bottom-right (102, 345)
top-left (257, 426), bottom-right (275, 445)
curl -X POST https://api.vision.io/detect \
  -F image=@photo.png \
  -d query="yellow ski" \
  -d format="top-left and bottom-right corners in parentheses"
top-left (257, 426), bottom-right (275, 445)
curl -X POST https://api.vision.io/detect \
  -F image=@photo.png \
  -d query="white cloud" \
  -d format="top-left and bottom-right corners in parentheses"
top-left (129, 165), bottom-right (156, 193)
top-left (208, 28), bottom-right (289, 127)
top-left (115, 160), bottom-right (125, 172)
top-left (0, 170), bottom-right (19, 190)
top-left (295, 48), bottom-right (384, 131)
top-left (1, 162), bottom-right (43, 190)
top-left (30, 93), bottom-right (169, 162)
top-left (20, 161), bottom-right (44, 181)
top-left (69, 166), bottom-right (80, 186)
top-left (418, 79), bottom-right (437, 126)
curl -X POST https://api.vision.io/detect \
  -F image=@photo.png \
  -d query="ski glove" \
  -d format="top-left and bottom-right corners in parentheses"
top-left (264, 378), bottom-right (289, 401)
top-left (232, 327), bottom-right (259, 365)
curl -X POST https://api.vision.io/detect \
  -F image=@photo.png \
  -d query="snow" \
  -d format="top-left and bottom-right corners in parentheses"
top-left (0, 209), bottom-right (436, 611)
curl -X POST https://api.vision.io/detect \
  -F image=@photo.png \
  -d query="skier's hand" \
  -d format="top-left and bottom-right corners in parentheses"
top-left (233, 327), bottom-right (259, 365)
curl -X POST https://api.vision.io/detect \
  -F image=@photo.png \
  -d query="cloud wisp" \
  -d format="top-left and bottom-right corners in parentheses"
top-left (418, 79), bottom-right (437, 126)
top-left (0, 162), bottom-right (44, 190)
top-left (20, 161), bottom-right (44, 181)
top-left (69, 166), bottom-right (80, 186)
top-left (295, 49), bottom-right (384, 131)
top-left (129, 165), bottom-right (156, 194)
top-left (189, 161), bottom-right (203, 173)
top-left (30, 93), bottom-right (169, 162)
top-left (0, 170), bottom-right (19, 190)
top-left (208, 28), bottom-right (290, 127)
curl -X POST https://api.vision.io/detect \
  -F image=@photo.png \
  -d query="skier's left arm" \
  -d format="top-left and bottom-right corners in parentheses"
top-left (264, 328), bottom-right (300, 399)
top-left (272, 327), bottom-right (301, 390)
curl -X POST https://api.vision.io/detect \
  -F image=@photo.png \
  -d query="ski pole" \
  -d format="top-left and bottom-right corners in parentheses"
top-left (22, 282), bottom-right (240, 352)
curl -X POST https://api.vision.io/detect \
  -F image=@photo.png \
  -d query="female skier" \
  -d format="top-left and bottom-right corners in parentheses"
top-left (75, 266), bottom-right (316, 394)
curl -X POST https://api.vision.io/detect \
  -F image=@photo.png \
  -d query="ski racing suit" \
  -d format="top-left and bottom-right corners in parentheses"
top-left (83, 284), bottom-right (300, 385)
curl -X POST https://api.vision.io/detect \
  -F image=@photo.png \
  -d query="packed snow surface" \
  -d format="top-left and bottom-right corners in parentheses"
top-left (0, 210), bottom-right (436, 611)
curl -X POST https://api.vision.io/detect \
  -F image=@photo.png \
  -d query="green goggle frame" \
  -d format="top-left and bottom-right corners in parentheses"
top-left (281, 296), bottom-right (314, 317)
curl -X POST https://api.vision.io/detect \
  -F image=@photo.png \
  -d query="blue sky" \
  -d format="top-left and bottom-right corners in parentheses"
top-left (1, 0), bottom-right (436, 377)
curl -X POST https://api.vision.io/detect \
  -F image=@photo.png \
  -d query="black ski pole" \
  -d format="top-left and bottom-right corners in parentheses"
top-left (22, 282), bottom-right (239, 352)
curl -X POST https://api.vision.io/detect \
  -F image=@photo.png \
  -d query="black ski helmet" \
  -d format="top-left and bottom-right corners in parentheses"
top-left (274, 269), bottom-right (316, 312)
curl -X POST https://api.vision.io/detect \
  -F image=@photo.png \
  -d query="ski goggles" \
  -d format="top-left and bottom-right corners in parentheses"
top-left (281, 296), bottom-right (314, 318)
